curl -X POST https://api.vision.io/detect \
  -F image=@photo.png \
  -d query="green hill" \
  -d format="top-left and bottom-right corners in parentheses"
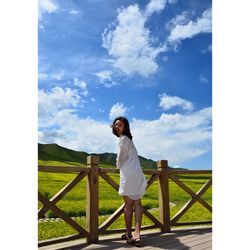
top-left (38, 143), bottom-right (188, 169)
top-left (38, 143), bottom-right (89, 163)
top-left (38, 143), bottom-right (158, 169)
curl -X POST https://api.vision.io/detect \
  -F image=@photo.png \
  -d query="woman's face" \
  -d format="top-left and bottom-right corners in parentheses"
top-left (114, 120), bottom-right (125, 136)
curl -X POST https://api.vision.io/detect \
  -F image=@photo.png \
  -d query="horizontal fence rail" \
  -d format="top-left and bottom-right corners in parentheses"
top-left (38, 155), bottom-right (212, 247)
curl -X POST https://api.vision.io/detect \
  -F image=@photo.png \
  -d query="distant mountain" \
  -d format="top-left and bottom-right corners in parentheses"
top-left (38, 143), bottom-right (186, 170)
top-left (38, 143), bottom-right (89, 164)
top-left (38, 143), bottom-right (159, 169)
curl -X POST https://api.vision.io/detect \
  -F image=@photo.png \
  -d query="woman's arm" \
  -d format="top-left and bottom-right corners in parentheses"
top-left (116, 144), bottom-right (128, 169)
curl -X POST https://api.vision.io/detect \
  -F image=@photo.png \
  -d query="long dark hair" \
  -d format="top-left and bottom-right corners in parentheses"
top-left (112, 116), bottom-right (133, 140)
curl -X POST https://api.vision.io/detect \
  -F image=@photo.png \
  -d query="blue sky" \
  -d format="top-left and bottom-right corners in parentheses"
top-left (38, 0), bottom-right (212, 169)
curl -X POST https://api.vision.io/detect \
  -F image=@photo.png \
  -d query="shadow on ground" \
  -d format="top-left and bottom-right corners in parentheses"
top-left (48, 227), bottom-right (212, 250)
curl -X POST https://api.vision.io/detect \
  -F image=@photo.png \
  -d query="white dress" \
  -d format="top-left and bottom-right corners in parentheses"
top-left (116, 135), bottom-right (148, 200)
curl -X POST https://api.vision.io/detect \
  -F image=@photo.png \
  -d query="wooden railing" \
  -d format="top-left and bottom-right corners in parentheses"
top-left (38, 155), bottom-right (212, 247)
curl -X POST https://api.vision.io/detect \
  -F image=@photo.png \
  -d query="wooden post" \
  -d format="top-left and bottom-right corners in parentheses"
top-left (157, 160), bottom-right (171, 232)
top-left (86, 155), bottom-right (99, 243)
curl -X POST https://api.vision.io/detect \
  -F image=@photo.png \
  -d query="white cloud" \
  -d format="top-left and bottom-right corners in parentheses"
top-left (38, 91), bottom-right (211, 165)
top-left (38, 71), bottom-right (64, 81)
top-left (199, 75), bottom-right (209, 84)
top-left (39, 115), bottom-right (117, 154)
top-left (39, 87), bottom-right (212, 165)
top-left (69, 10), bottom-right (79, 15)
top-left (159, 107), bottom-right (211, 130)
top-left (162, 55), bottom-right (168, 62)
top-left (38, 0), bottom-right (58, 19)
top-left (73, 78), bottom-right (88, 96)
top-left (102, 3), bottom-right (167, 77)
top-left (38, 101), bottom-right (211, 165)
top-left (201, 44), bottom-right (212, 54)
top-left (145, 0), bottom-right (167, 17)
top-left (95, 70), bottom-right (112, 82)
top-left (131, 107), bottom-right (211, 163)
top-left (166, 11), bottom-right (189, 30)
top-left (51, 72), bottom-right (63, 80)
top-left (39, 87), bottom-right (79, 110)
top-left (168, 8), bottom-right (212, 43)
top-left (94, 70), bottom-right (117, 88)
top-left (38, 73), bottom-right (48, 80)
top-left (168, 0), bottom-right (177, 4)
top-left (38, 87), bottom-right (80, 127)
top-left (159, 93), bottom-right (194, 111)
top-left (38, 130), bottom-right (67, 142)
top-left (109, 103), bottom-right (128, 120)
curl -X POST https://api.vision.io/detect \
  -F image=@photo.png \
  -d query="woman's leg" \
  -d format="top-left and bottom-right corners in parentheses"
top-left (123, 196), bottom-right (134, 238)
top-left (133, 198), bottom-right (143, 238)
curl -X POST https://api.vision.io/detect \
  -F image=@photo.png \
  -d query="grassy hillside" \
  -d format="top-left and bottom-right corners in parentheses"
top-left (38, 143), bottom-right (159, 169)
top-left (38, 143), bottom-right (88, 164)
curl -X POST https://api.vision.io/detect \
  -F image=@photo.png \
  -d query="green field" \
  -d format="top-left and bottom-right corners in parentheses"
top-left (38, 160), bottom-right (212, 241)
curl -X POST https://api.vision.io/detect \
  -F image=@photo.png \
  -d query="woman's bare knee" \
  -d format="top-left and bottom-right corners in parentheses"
top-left (124, 196), bottom-right (134, 207)
top-left (134, 199), bottom-right (142, 207)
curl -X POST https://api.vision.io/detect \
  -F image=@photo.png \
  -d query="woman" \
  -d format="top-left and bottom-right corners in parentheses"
top-left (112, 116), bottom-right (147, 245)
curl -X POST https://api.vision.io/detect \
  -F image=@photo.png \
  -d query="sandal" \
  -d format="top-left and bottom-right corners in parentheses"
top-left (121, 233), bottom-right (133, 243)
top-left (131, 234), bottom-right (141, 246)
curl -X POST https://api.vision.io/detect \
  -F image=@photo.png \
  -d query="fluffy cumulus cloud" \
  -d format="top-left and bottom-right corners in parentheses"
top-left (166, 11), bottom-right (190, 30)
top-left (109, 103), bottom-right (128, 120)
top-left (39, 115), bottom-right (115, 154)
top-left (159, 93), bottom-right (194, 111)
top-left (39, 92), bottom-right (211, 165)
top-left (102, 1), bottom-right (167, 77)
top-left (168, 8), bottom-right (212, 43)
top-left (131, 107), bottom-right (211, 163)
top-left (144, 0), bottom-right (167, 17)
top-left (38, 87), bottom-right (81, 127)
top-left (38, 0), bottom-right (58, 19)
top-left (39, 115), bottom-right (117, 154)
top-left (73, 78), bottom-right (88, 96)
top-left (94, 70), bottom-right (118, 88)
top-left (39, 105), bottom-right (211, 165)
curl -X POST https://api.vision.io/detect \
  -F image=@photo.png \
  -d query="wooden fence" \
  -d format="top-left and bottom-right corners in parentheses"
top-left (38, 155), bottom-right (212, 247)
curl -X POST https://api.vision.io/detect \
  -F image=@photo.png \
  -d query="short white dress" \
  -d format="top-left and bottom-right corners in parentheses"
top-left (116, 135), bottom-right (148, 200)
